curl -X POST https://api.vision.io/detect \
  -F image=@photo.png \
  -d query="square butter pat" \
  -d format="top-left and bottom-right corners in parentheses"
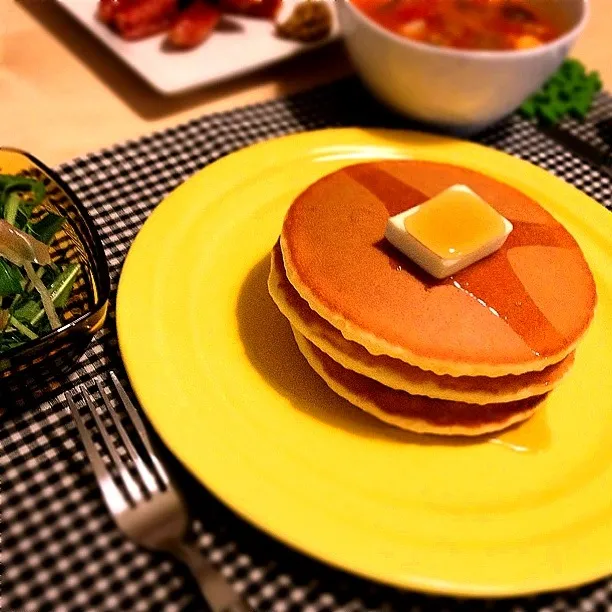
top-left (384, 184), bottom-right (513, 279)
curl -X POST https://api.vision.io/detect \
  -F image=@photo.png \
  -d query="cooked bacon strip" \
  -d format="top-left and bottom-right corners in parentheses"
top-left (113, 0), bottom-right (179, 40)
top-left (167, 0), bottom-right (221, 48)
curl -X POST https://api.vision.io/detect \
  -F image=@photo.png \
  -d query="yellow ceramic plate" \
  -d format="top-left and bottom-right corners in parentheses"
top-left (116, 129), bottom-right (612, 597)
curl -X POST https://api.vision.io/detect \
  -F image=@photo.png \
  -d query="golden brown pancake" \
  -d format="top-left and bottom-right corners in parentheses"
top-left (269, 242), bottom-right (575, 404)
top-left (292, 329), bottom-right (543, 436)
top-left (280, 160), bottom-right (597, 376)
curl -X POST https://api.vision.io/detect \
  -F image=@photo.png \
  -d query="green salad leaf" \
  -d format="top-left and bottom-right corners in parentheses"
top-left (0, 259), bottom-right (23, 297)
top-left (30, 213), bottom-right (66, 245)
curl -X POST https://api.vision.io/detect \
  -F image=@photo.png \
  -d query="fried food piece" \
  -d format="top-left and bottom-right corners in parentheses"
top-left (101, 0), bottom-right (179, 40)
top-left (276, 0), bottom-right (332, 42)
top-left (167, 0), bottom-right (221, 48)
top-left (220, 0), bottom-right (282, 19)
top-left (97, 0), bottom-right (134, 24)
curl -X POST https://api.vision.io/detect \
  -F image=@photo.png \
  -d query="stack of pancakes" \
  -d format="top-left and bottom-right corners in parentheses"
top-left (268, 160), bottom-right (597, 435)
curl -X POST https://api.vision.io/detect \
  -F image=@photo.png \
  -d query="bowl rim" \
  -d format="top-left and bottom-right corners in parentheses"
top-left (0, 146), bottom-right (111, 361)
top-left (340, 0), bottom-right (590, 61)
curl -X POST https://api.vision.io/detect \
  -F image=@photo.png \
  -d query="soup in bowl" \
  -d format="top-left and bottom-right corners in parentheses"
top-left (337, 0), bottom-right (588, 131)
top-left (351, 0), bottom-right (564, 51)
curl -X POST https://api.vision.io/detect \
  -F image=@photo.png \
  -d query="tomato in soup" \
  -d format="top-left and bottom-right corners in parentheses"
top-left (350, 0), bottom-right (562, 50)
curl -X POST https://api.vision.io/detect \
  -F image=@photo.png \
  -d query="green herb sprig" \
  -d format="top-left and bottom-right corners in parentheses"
top-left (519, 59), bottom-right (602, 125)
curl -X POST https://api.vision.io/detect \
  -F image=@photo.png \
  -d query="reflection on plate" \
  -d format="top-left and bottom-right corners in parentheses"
top-left (116, 128), bottom-right (612, 596)
top-left (55, 0), bottom-right (339, 95)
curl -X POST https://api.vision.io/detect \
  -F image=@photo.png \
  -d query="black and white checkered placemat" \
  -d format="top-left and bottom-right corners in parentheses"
top-left (2, 77), bottom-right (611, 612)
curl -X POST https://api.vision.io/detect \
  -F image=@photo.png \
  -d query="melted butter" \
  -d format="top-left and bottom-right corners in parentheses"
top-left (403, 186), bottom-right (507, 259)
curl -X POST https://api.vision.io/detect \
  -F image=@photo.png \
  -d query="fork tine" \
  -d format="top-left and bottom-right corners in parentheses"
top-left (66, 391), bottom-right (129, 516)
top-left (110, 371), bottom-right (170, 487)
top-left (82, 382), bottom-right (143, 504)
top-left (96, 378), bottom-right (159, 495)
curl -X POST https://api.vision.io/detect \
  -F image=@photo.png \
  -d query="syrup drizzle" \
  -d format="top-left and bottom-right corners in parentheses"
top-left (489, 406), bottom-right (551, 453)
top-left (344, 164), bottom-right (578, 354)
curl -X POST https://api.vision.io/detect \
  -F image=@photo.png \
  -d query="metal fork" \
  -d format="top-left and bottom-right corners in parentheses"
top-left (65, 371), bottom-right (251, 612)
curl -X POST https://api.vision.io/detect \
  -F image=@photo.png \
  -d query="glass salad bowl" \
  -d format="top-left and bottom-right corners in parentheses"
top-left (0, 147), bottom-right (110, 384)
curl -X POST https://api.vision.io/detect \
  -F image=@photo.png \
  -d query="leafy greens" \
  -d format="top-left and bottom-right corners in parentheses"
top-left (0, 174), bottom-right (80, 353)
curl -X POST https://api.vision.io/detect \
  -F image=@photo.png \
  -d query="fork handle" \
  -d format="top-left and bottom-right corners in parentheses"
top-left (174, 542), bottom-right (251, 612)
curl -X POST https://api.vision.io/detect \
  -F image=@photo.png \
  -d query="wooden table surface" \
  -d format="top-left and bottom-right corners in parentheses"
top-left (2, 0), bottom-right (611, 166)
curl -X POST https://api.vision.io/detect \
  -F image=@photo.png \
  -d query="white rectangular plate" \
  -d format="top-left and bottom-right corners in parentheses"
top-left (55, 0), bottom-right (340, 95)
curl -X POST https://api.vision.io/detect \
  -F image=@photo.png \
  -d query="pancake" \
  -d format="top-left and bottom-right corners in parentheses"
top-left (268, 242), bottom-right (575, 404)
top-left (292, 329), bottom-right (542, 436)
top-left (280, 160), bottom-right (597, 377)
